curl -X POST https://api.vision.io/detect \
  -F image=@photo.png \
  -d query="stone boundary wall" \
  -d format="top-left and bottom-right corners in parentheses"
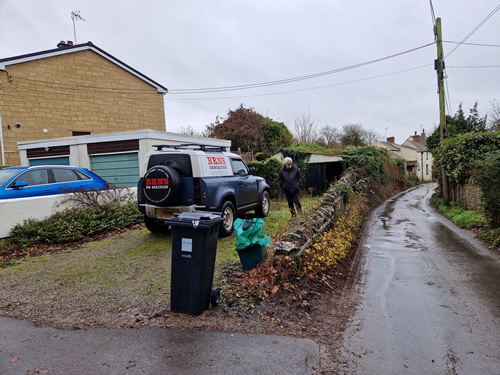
top-left (274, 172), bottom-right (359, 257)
top-left (449, 179), bottom-right (483, 212)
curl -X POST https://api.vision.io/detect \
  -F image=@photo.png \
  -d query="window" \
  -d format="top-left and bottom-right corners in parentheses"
top-left (53, 168), bottom-right (88, 182)
top-left (426, 152), bottom-right (429, 160)
top-left (230, 159), bottom-right (248, 176)
top-left (15, 169), bottom-right (49, 186)
top-left (426, 164), bottom-right (429, 175)
top-left (72, 131), bottom-right (91, 136)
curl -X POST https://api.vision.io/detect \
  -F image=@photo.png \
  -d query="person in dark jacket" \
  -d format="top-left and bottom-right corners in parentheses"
top-left (278, 157), bottom-right (302, 217)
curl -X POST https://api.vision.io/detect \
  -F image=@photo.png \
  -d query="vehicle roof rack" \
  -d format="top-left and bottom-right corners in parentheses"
top-left (152, 143), bottom-right (228, 152)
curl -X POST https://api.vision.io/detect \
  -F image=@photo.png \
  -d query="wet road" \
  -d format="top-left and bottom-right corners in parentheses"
top-left (337, 183), bottom-right (500, 374)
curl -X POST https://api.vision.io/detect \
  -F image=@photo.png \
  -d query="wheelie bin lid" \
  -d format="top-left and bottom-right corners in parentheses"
top-left (164, 211), bottom-right (223, 229)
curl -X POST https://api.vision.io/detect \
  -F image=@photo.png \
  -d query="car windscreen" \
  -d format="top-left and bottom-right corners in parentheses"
top-left (0, 169), bottom-right (22, 187)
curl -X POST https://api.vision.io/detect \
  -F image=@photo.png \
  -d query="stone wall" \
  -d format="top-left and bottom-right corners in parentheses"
top-left (274, 172), bottom-right (358, 257)
top-left (449, 179), bottom-right (484, 212)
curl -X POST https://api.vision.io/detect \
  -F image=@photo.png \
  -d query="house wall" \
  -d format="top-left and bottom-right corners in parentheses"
top-left (0, 50), bottom-right (165, 165)
top-left (401, 142), bottom-right (433, 181)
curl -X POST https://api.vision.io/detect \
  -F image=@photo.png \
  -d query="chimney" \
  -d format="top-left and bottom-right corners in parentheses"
top-left (421, 129), bottom-right (426, 138)
top-left (387, 136), bottom-right (395, 143)
top-left (57, 41), bottom-right (74, 48)
top-left (413, 131), bottom-right (421, 143)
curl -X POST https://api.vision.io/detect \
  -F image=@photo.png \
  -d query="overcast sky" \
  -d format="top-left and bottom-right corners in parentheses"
top-left (1, 0), bottom-right (499, 144)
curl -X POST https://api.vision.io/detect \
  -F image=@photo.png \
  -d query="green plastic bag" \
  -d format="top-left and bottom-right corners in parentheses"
top-left (233, 218), bottom-right (270, 250)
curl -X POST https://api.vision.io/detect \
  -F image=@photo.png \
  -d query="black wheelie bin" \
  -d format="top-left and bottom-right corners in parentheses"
top-left (164, 211), bottom-right (223, 315)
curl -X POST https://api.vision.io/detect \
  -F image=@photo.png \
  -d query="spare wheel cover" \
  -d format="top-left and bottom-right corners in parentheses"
top-left (143, 165), bottom-right (179, 205)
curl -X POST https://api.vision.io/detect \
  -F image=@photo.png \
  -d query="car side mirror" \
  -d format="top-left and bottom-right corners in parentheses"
top-left (13, 181), bottom-right (28, 188)
top-left (248, 167), bottom-right (256, 175)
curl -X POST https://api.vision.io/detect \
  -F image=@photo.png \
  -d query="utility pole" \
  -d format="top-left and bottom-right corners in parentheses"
top-left (434, 17), bottom-right (449, 204)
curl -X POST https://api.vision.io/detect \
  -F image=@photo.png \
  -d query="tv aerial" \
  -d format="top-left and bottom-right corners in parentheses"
top-left (71, 10), bottom-right (86, 44)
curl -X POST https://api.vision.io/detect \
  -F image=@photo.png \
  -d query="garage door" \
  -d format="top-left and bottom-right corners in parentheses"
top-left (29, 156), bottom-right (70, 166)
top-left (90, 153), bottom-right (139, 188)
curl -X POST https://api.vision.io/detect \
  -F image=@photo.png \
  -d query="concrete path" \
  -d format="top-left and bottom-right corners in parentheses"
top-left (0, 316), bottom-right (319, 375)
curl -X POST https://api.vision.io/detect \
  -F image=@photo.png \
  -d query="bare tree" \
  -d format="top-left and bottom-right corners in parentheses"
top-left (319, 125), bottom-right (340, 147)
top-left (488, 99), bottom-right (500, 131)
top-left (179, 125), bottom-right (200, 136)
top-left (363, 129), bottom-right (382, 145)
top-left (292, 109), bottom-right (318, 143)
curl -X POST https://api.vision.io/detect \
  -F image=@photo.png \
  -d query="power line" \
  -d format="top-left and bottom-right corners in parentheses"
top-left (165, 65), bottom-right (431, 101)
top-left (445, 4), bottom-right (500, 58)
top-left (429, 0), bottom-right (437, 26)
top-left (447, 65), bottom-right (500, 69)
top-left (8, 75), bottom-right (158, 94)
top-left (443, 40), bottom-right (500, 48)
top-left (444, 77), bottom-right (452, 114)
top-left (167, 42), bottom-right (435, 94)
top-left (8, 63), bottom-right (432, 101)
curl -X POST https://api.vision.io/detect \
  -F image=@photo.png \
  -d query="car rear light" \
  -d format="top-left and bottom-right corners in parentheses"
top-left (105, 182), bottom-right (109, 189)
top-left (194, 180), bottom-right (200, 199)
top-left (194, 178), bottom-right (201, 204)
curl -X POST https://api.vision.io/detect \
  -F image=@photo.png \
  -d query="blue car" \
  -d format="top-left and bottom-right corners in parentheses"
top-left (0, 165), bottom-right (109, 199)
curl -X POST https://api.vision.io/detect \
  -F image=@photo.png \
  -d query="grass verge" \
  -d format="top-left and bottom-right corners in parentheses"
top-left (432, 194), bottom-right (499, 248)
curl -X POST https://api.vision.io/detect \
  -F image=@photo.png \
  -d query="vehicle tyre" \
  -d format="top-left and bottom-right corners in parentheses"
top-left (219, 200), bottom-right (235, 237)
top-left (144, 215), bottom-right (168, 233)
top-left (210, 288), bottom-right (222, 308)
top-left (255, 190), bottom-right (270, 218)
top-left (142, 165), bottom-right (181, 207)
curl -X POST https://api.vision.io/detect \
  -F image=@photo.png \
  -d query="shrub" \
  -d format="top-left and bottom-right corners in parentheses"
top-left (7, 202), bottom-right (143, 250)
top-left (434, 131), bottom-right (500, 185)
top-left (248, 157), bottom-right (283, 198)
top-left (58, 186), bottom-right (135, 210)
top-left (303, 196), bottom-right (368, 275)
top-left (473, 151), bottom-right (500, 227)
top-left (479, 228), bottom-right (500, 248)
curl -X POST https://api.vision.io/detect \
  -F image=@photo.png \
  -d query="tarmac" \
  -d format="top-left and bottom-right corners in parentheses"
top-left (0, 316), bottom-right (319, 375)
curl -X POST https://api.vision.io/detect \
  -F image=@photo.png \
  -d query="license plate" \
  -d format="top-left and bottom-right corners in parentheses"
top-left (156, 208), bottom-right (180, 218)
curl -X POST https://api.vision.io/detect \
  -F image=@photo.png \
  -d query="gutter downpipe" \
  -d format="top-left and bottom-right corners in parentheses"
top-left (0, 112), bottom-right (5, 165)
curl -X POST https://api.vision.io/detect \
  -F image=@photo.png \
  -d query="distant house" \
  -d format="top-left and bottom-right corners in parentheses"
top-left (0, 41), bottom-right (168, 166)
top-left (376, 130), bottom-right (433, 181)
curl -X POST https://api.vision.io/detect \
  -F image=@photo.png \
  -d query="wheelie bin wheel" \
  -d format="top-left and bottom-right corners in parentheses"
top-left (210, 288), bottom-right (221, 307)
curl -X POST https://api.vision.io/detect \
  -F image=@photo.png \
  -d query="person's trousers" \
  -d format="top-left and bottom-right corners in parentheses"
top-left (285, 191), bottom-right (301, 214)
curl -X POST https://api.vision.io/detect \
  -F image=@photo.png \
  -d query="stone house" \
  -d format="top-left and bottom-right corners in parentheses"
top-left (376, 130), bottom-right (433, 181)
top-left (0, 41), bottom-right (168, 166)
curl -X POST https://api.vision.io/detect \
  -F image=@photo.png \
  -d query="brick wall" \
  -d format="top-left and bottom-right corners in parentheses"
top-left (0, 50), bottom-right (165, 165)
